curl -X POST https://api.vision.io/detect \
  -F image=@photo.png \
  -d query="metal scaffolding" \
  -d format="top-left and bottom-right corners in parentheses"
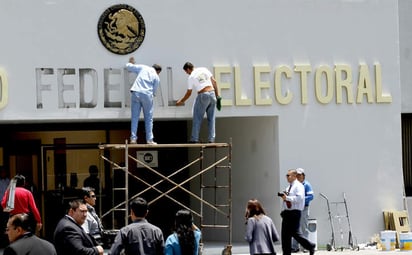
top-left (98, 141), bottom-right (233, 248)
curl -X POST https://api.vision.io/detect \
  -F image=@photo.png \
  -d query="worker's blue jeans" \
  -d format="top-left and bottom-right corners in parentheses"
top-left (191, 91), bottom-right (216, 142)
top-left (130, 91), bottom-right (154, 142)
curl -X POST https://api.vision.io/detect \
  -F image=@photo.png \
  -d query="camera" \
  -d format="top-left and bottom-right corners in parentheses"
top-left (277, 192), bottom-right (285, 197)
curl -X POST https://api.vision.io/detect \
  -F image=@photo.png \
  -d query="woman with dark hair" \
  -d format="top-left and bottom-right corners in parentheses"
top-left (165, 209), bottom-right (201, 255)
top-left (245, 199), bottom-right (279, 255)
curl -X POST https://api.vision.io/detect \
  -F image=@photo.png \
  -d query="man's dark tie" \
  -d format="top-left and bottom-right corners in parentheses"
top-left (286, 184), bottom-right (292, 208)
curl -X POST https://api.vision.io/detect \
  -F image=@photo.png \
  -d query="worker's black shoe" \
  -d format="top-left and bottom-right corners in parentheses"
top-left (309, 245), bottom-right (315, 255)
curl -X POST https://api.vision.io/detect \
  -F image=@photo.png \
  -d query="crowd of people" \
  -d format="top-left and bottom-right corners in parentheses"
top-left (0, 162), bottom-right (315, 255)
top-left (0, 171), bottom-right (202, 255)
top-left (52, 197), bottom-right (202, 255)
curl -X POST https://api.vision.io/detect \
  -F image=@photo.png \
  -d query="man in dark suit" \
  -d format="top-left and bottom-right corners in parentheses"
top-left (54, 199), bottom-right (104, 255)
top-left (4, 213), bottom-right (56, 255)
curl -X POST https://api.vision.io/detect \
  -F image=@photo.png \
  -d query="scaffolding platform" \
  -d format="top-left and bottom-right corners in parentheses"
top-left (99, 142), bottom-right (230, 149)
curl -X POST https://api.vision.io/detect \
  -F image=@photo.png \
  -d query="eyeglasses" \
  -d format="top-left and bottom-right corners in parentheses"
top-left (286, 174), bottom-right (290, 177)
top-left (90, 195), bottom-right (96, 198)
top-left (5, 226), bottom-right (15, 232)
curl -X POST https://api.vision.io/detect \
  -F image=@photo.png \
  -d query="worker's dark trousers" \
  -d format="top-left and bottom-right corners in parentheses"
top-left (281, 209), bottom-right (314, 255)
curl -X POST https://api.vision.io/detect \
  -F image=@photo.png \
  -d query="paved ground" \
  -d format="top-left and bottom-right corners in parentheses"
top-left (0, 243), bottom-right (405, 255)
top-left (199, 243), bottom-right (406, 255)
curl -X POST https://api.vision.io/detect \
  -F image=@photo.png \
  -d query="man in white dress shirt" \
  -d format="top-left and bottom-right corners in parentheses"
top-left (278, 169), bottom-right (315, 255)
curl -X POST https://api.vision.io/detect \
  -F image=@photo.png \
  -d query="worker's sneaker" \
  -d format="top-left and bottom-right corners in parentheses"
top-left (130, 138), bottom-right (137, 144)
top-left (147, 140), bottom-right (157, 145)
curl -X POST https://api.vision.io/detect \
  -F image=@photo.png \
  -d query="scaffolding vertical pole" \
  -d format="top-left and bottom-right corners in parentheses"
top-left (199, 141), bottom-right (232, 252)
top-left (124, 141), bottom-right (129, 225)
top-left (213, 146), bottom-right (218, 228)
top-left (228, 138), bottom-right (233, 245)
top-left (200, 145), bottom-right (205, 233)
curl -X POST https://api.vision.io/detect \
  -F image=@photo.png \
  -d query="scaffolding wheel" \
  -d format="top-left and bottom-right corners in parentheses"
top-left (222, 244), bottom-right (232, 255)
top-left (326, 243), bottom-right (332, 251)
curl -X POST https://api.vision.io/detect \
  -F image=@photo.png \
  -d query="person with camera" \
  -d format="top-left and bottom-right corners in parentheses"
top-left (278, 169), bottom-right (315, 255)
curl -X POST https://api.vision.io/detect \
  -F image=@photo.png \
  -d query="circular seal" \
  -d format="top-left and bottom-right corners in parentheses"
top-left (143, 153), bottom-right (153, 163)
top-left (97, 4), bottom-right (145, 55)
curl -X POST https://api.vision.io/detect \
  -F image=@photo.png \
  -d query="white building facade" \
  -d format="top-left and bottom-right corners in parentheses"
top-left (0, 0), bottom-right (409, 247)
